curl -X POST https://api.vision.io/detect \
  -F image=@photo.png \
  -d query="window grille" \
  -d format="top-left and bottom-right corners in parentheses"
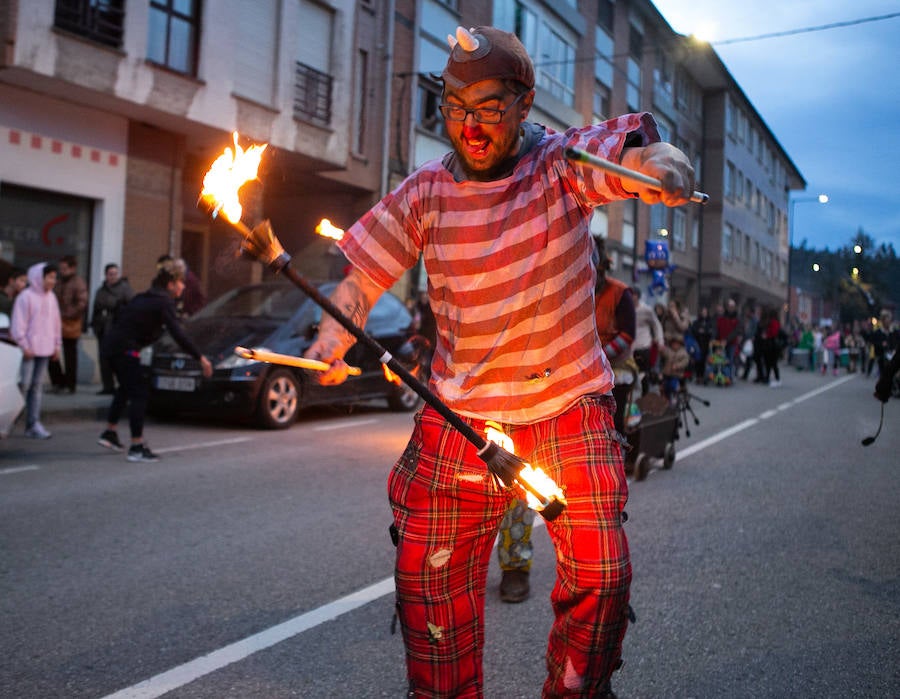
top-left (294, 61), bottom-right (333, 126)
top-left (54, 0), bottom-right (124, 48)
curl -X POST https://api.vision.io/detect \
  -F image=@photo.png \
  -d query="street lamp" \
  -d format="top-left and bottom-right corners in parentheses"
top-left (786, 193), bottom-right (829, 324)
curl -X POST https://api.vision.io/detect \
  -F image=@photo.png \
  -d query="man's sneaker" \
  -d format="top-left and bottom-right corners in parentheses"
top-left (98, 430), bottom-right (124, 452)
top-left (499, 569), bottom-right (531, 603)
top-left (25, 423), bottom-right (52, 439)
top-left (127, 444), bottom-right (160, 463)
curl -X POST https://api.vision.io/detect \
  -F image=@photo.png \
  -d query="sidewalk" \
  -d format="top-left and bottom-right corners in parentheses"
top-left (40, 382), bottom-right (111, 423)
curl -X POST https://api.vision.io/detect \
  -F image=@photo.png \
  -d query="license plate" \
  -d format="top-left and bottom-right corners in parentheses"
top-left (156, 376), bottom-right (196, 392)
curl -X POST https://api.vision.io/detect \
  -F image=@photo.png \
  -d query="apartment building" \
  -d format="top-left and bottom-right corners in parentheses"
top-left (391, 0), bottom-right (804, 314)
top-left (0, 0), bottom-right (391, 302)
top-left (0, 0), bottom-right (804, 322)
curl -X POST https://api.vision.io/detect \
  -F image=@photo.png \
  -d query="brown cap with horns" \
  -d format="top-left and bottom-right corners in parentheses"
top-left (441, 26), bottom-right (535, 91)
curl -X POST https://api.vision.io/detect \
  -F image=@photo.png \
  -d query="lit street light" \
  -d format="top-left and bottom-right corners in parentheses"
top-left (786, 193), bottom-right (829, 324)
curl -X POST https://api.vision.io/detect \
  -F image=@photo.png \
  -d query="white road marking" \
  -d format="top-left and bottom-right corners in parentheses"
top-left (0, 465), bottom-right (40, 475)
top-left (312, 418), bottom-right (379, 432)
top-left (100, 577), bottom-right (395, 699)
top-left (102, 375), bottom-right (857, 697)
top-left (154, 437), bottom-right (254, 454)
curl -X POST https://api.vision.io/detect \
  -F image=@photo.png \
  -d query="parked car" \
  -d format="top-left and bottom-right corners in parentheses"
top-left (148, 280), bottom-right (429, 428)
top-left (0, 313), bottom-right (24, 439)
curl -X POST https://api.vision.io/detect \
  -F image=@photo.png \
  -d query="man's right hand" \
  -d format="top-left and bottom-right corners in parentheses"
top-left (302, 267), bottom-right (386, 386)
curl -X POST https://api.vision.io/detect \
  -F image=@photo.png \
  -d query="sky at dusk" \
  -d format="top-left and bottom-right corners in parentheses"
top-left (651, 0), bottom-right (900, 253)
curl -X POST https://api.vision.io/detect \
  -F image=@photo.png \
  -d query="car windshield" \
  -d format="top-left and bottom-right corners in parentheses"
top-left (193, 283), bottom-right (311, 322)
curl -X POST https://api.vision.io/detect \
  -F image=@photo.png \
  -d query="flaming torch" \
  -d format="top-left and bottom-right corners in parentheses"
top-left (198, 134), bottom-right (567, 520)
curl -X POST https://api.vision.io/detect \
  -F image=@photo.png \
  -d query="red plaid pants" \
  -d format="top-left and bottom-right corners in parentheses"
top-left (388, 394), bottom-right (631, 698)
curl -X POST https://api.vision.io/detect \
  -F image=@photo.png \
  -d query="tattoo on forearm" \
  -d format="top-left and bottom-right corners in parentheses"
top-left (320, 278), bottom-right (372, 355)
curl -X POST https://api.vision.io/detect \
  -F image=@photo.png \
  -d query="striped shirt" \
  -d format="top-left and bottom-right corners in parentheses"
top-left (339, 113), bottom-right (660, 423)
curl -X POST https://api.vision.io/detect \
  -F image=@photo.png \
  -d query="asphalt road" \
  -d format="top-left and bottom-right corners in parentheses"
top-left (1, 369), bottom-right (897, 698)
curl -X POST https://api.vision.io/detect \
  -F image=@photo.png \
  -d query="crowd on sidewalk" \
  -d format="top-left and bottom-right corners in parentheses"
top-left (1, 254), bottom-right (208, 452)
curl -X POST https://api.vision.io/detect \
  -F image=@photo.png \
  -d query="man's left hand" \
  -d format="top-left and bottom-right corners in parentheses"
top-left (620, 142), bottom-right (695, 207)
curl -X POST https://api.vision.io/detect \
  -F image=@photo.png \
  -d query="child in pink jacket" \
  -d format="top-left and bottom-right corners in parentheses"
top-left (11, 262), bottom-right (61, 439)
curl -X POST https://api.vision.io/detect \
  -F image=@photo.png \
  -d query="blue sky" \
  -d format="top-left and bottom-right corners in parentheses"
top-left (651, 0), bottom-right (900, 253)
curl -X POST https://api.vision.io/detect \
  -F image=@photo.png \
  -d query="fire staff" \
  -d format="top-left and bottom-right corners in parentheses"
top-left (305, 26), bottom-right (696, 698)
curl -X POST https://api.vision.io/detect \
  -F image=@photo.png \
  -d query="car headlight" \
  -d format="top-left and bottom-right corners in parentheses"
top-left (216, 348), bottom-right (266, 370)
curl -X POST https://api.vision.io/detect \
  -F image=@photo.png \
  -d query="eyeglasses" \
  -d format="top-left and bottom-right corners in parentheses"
top-left (439, 92), bottom-right (526, 124)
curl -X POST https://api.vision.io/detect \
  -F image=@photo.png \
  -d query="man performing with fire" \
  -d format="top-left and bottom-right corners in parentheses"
top-left (305, 26), bottom-right (695, 698)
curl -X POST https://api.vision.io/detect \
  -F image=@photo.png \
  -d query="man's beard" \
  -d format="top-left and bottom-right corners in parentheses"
top-left (450, 129), bottom-right (522, 182)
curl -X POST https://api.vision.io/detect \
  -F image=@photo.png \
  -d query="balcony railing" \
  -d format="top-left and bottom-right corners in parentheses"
top-left (54, 0), bottom-right (124, 49)
top-left (294, 61), bottom-right (332, 127)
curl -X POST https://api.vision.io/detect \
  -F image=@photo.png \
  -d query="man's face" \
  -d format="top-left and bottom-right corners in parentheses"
top-left (442, 79), bottom-right (532, 181)
top-left (43, 270), bottom-right (57, 292)
top-left (167, 279), bottom-right (185, 300)
top-left (105, 266), bottom-right (120, 285)
top-left (59, 261), bottom-right (73, 278)
top-left (12, 274), bottom-right (27, 293)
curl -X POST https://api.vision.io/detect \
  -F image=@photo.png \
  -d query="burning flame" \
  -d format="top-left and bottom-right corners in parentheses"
top-left (315, 218), bottom-right (345, 241)
top-left (484, 422), bottom-right (565, 510)
top-left (382, 364), bottom-right (402, 386)
top-left (200, 132), bottom-right (267, 223)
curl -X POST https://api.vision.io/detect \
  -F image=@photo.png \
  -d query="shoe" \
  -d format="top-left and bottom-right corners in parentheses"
top-left (25, 422), bottom-right (52, 439)
top-left (127, 444), bottom-right (160, 463)
top-left (769, 379), bottom-right (781, 387)
top-left (98, 430), bottom-right (124, 452)
top-left (499, 569), bottom-right (530, 603)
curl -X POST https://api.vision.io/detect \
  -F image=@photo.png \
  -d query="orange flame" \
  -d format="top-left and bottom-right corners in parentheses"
top-left (382, 364), bottom-right (403, 386)
top-left (484, 421), bottom-right (564, 510)
top-left (315, 218), bottom-right (345, 241)
top-left (200, 132), bottom-right (268, 223)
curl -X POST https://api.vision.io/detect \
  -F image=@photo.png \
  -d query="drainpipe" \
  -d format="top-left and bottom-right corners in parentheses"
top-left (380, 0), bottom-right (396, 198)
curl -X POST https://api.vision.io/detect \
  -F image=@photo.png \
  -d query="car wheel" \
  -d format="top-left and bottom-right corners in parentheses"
top-left (257, 369), bottom-right (300, 429)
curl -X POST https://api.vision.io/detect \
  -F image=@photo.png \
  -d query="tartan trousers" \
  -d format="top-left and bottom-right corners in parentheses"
top-left (388, 394), bottom-right (631, 698)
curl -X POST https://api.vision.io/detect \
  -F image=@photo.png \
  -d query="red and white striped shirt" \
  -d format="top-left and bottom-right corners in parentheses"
top-left (339, 113), bottom-right (660, 423)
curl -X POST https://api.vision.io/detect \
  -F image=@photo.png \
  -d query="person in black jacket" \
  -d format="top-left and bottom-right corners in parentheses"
top-left (97, 263), bottom-right (212, 462)
top-left (90, 263), bottom-right (134, 394)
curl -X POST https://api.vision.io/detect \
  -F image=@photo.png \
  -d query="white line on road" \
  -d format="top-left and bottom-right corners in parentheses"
top-left (0, 465), bottom-right (40, 475)
top-left (100, 577), bottom-right (396, 699)
top-left (312, 418), bottom-right (380, 432)
top-left (154, 437), bottom-right (254, 454)
top-left (102, 374), bottom-right (857, 697)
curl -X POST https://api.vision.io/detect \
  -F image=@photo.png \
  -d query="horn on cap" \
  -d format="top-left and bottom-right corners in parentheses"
top-left (455, 26), bottom-right (480, 52)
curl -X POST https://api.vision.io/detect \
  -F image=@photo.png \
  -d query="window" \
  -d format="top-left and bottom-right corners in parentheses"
top-left (147, 0), bottom-right (201, 75)
top-left (622, 200), bottom-right (637, 249)
top-left (722, 223), bottom-right (733, 261)
top-left (294, 0), bottom-right (333, 126)
top-left (55, 0), bottom-right (124, 48)
top-left (294, 62), bottom-right (332, 126)
top-left (672, 209), bottom-right (686, 251)
top-left (654, 52), bottom-right (674, 111)
top-left (417, 80), bottom-right (447, 138)
top-left (539, 29), bottom-right (576, 106)
top-left (626, 57), bottom-right (641, 112)
top-left (691, 217), bottom-right (699, 248)
top-left (597, 0), bottom-right (614, 32)
top-left (594, 28), bottom-right (614, 88)
top-left (724, 161), bottom-right (735, 199)
top-left (513, 2), bottom-right (539, 57)
top-left (593, 82), bottom-right (610, 122)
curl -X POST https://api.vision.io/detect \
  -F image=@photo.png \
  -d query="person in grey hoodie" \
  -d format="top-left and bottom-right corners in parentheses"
top-left (11, 263), bottom-right (61, 439)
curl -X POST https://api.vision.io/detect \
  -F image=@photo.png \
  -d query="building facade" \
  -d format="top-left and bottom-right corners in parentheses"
top-left (1, 0), bottom-right (805, 332)
top-left (1, 0), bottom-right (392, 301)
top-left (390, 0), bottom-right (805, 315)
